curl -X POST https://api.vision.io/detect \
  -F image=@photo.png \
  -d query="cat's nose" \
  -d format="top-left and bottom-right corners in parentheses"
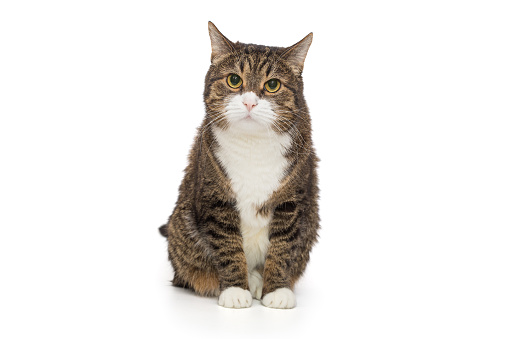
top-left (244, 102), bottom-right (257, 112)
top-left (242, 92), bottom-right (258, 112)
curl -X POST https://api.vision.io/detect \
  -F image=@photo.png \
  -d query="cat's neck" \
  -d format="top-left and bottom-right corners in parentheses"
top-left (212, 126), bottom-right (291, 147)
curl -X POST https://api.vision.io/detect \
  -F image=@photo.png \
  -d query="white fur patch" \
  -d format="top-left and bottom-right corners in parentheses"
top-left (213, 128), bottom-right (290, 230)
top-left (248, 270), bottom-right (263, 300)
top-left (262, 288), bottom-right (296, 309)
top-left (213, 93), bottom-right (291, 277)
top-left (218, 287), bottom-right (252, 308)
top-left (241, 225), bottom-right (270, 271)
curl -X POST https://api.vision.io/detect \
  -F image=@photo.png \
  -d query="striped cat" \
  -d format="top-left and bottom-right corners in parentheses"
top-left (159, 22), bottom-right (319, 309)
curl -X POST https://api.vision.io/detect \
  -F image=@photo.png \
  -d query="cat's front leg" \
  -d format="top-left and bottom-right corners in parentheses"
top-left (203, 209), bottom-right (252, 308)
top-left (261, 205), bottom-right (300, 309)
top-left (262, 254), bottom-right (296, 309)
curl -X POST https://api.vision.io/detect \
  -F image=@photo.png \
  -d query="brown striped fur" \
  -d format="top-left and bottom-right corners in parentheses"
top-left (160, 22), bottom-right (319, 302)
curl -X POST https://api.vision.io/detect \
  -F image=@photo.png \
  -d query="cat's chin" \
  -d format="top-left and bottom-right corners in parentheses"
top-left (228, 118), bottom-right (269, 135)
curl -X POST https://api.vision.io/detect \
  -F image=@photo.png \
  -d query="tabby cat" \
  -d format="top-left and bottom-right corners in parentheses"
top-left (159, 22), bottom-right (319, 309)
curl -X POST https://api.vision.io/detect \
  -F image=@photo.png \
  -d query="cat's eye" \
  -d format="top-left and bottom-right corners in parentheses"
top-left (264, 79), bottom-right (281, 93)
top-left (227, 74), bottom-right (242, 89)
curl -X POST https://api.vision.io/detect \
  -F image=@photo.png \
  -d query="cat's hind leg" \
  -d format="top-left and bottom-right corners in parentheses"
top-left (186, 267), bottom-right (220, 297)
top-left (166, 209), bottom-right (220, 297)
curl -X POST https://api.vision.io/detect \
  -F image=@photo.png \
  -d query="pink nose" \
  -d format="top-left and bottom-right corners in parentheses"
top-left (242, 92), bottom-right (259, 112)
top-left (244, 102), bottom-right (257, 112)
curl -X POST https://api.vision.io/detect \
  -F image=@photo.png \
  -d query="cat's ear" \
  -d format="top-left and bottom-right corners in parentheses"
top-left (208, 21), bottom-right (235, 62)
top-left (280, 33), bottom-right (313, 74)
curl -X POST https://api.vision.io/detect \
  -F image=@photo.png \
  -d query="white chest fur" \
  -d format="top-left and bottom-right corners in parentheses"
top-left (213, 127), bottom-right (291, 270)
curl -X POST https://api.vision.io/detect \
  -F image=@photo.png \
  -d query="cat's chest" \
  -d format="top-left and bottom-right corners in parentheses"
top-left (213, 127), bottom-right (291, 229)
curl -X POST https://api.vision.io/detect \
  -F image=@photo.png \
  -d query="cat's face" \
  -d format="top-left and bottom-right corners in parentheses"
top-left (204, 22), bottom-right (312, 136)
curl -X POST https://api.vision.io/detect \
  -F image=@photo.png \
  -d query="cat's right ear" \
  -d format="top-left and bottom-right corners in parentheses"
top-left (208, 21), bottom-right (235, 62)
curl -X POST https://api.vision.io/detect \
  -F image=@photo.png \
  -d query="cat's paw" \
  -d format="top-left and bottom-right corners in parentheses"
top-left (218, 287), bottom-right (252, 308)
top-left (248, 271), bottom-right (263, 300)
top-left (262, 288), bottom-right (296, 309)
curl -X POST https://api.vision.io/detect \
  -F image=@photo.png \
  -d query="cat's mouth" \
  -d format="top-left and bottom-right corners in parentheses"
top-left (236, 111), bottom-right (255, 121)
top-left (229, 113), bottom-right (268, 132)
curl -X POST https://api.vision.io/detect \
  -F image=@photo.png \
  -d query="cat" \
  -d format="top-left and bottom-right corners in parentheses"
top-left (159, 22), bottom-right (319, 309)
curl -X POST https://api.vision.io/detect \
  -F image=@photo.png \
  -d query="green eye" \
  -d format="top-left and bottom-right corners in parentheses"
top-left (264, 79), bottom-right (281, 93)
top-left (227, 74), bottom-right (242, 89)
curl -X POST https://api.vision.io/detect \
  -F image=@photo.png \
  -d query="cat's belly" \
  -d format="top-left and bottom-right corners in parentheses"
top-left (213, 127), bottom-right (291, 270)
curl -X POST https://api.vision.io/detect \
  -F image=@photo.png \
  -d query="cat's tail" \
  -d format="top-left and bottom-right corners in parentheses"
top-left (159, 224), bottom-right (168, 238)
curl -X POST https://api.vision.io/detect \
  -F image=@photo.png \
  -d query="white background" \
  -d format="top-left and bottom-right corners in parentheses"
top-left (1, 1), bottom-right (508, 338)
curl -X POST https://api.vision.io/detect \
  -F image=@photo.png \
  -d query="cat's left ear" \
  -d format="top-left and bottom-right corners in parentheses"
top-left (280, 33), bottom-right (313, 74)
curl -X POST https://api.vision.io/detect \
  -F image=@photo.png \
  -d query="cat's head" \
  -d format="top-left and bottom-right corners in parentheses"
top-left (204, 22), bottom-right (312, 136)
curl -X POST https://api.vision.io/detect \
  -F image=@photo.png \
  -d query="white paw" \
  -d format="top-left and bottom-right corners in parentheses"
top-left (262, 288), bottom-right (296, 309)
top-left (218, 287), bottom-right (252, 308)
top-left (248, 271), bottom-right (263, 300)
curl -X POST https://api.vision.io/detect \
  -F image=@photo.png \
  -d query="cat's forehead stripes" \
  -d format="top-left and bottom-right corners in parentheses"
top-left (237, 44), bottom-right (290, 78)
top-left (239, 44), bottom-right (274, 69)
